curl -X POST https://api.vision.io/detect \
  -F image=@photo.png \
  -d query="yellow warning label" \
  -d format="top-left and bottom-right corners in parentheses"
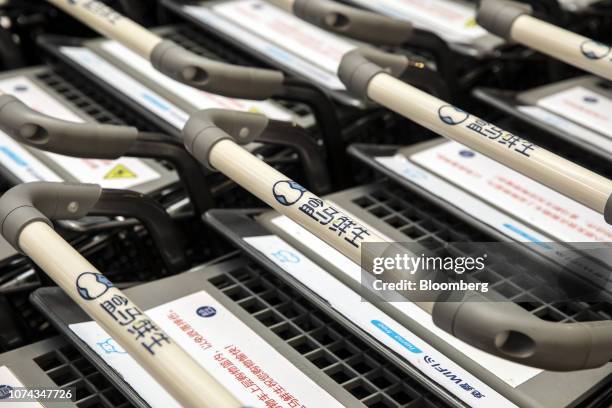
top-left (104, 164), bottom-right (137, 179)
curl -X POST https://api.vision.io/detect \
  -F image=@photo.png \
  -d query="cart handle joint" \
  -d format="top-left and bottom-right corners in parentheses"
top-left (477, 0), bottom-right (532, 40)
top-left (293, 0), bottom-right (412, 46)
top-left (0, 95), bottom-right (137, 159)
top-left (433, 293), bottom-right (612, 371)
top-left (183, 108), bottom-right (269, 170)
top-left (338, 48), bottom-right (427, 99)
top-left (0, 182), bottom-right (102, 251)
top-left (150, 40), bottom-right (284, 100)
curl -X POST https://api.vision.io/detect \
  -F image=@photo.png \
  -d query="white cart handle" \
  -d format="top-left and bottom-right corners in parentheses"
top-left (338, 49), bottom-right (612, 223)
top-left (45, 0), bottom-right (284, 99)
top-left (477, 0), bottom-right (612, 81)
top-left (0, 182), bottom-right (241, 408)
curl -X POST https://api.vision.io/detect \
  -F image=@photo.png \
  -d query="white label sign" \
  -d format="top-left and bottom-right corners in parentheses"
top-left (557, 0), bottom-right (602, 10)
top-left (184, 0), bottom-right (351, 90)
top-left (60, 46), bottom-right (190, 129)
top-left (348, 0), bottom-right (487, 43)
top-left (407, 141), bottom-right (612, 242)
top-left (244, 232), bottom-right (524, 406)
top-left (375, 153), bottom-right (551, 244)
top-left (517, 105), bottom-right (612, 155)
top-left (99, 41), bottom-right (294, 122)
top-left (0, 366), bottom-right (44, 407)
top-left (0, 76), bottom-right (161, 189)
top-left (0, 131), bottom-right (62, 183)
top-left (536, 86), bottom-right (612, 138)
top-left (0, 78), bottom-right (62, 183)
top-left (71, 290), bottom-right (342, 408)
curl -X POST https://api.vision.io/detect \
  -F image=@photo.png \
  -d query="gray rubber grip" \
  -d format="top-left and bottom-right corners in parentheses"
top-left (0, 95), bottom-right (138, 159)
top-left (432, 293), bottom-right (612, 371)
top-left (605, 193), bottom-right (612, 225)
top-left (150, 40), bottom-right (285, 100)
top-left (0, 182), bottom-right (102, 251)
top-left (293, 0), bottom-right (412, 46)
top-left (182, 109), bottom-right (269, 170)
top-left (338, 48), bottom-right (408, 99)
top-left (476, 0), bottom-right (532, 40)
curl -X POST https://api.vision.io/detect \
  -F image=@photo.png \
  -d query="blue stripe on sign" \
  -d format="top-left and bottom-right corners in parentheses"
top-left (371, 320), bottom-right (422, 353)
top-left (0, 147), bottom-right (26, 166)
top-left (140, 93), bottom-right (170, 111)
top-left (503, 223), bottom-right (552, 249)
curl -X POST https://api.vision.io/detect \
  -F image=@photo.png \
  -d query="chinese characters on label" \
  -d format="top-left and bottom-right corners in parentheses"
top-left (271, 180), bottom-right (372, 249)
top-left (464, 118), bottom-right (535, 157)
top-left (101, 294), bottom-right (170, 355)
top-left (423, 355), bottom-right (486, 401)
top-left (167, 310), bottom-right (213, 350)
top-left (218, 345), bottom-right (305, 408)
top-left (81, 1), bottom-right (123, 24)
top-left (437, 105), bottom-right (536, 158)
top-left (298, 196), bottom-right (371, 248)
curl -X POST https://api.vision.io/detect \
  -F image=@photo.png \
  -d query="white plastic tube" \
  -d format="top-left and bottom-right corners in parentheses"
top-left (45, 0), bottom-right (162, 58)
top-left (18, 221), bottom-right (240, 408)
top-left (366, 72), bottom-right (612, 215)
top-left (511, 15), bottom-right (612, 81)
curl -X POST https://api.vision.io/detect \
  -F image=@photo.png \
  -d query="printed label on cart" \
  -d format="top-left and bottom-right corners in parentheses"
top-left (411, 141), bottom-right (612, 242)
top-left (0, 76), bottom-right (161, 189)
top-left (376, 141), bottom-right (612, 242)
top-left (99, 40), bottom-right (295, 121)
top-left (347, 0), bottom-right (487, 43)
top-left (0, 78), bottom-right (63, 183)
top-left (536, 86), bottom-right (612, 138)
top-left (183, 0), bottom-right (351, 90)
top-left (0, 131), bottom-right (62, 183)
top-left (60, 46), bottom-right (190, 129)
top-left (517, 105), bottom-right (612, 155)
top-left (245, 230), bottom-right (530, 403)
top-left (70, 290), bottom-right (343, 408)
top-left (375, 152), bottom-right (549, 243)
top-left (0, 366), bottom-right (44, 407)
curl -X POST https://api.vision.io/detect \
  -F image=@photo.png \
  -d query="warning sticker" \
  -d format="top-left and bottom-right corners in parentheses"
top-left (43, 156), bottom-right (160, 189)
top-left (0, 76), bottom-right (161, 189)
top-left (104, 164), bottom-right (137, 179)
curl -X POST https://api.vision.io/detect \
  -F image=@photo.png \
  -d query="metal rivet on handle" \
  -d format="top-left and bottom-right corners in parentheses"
top-left (67, 201), bottom-right (79, 213)
top-left (239, 127), bottom-right (250, 139)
